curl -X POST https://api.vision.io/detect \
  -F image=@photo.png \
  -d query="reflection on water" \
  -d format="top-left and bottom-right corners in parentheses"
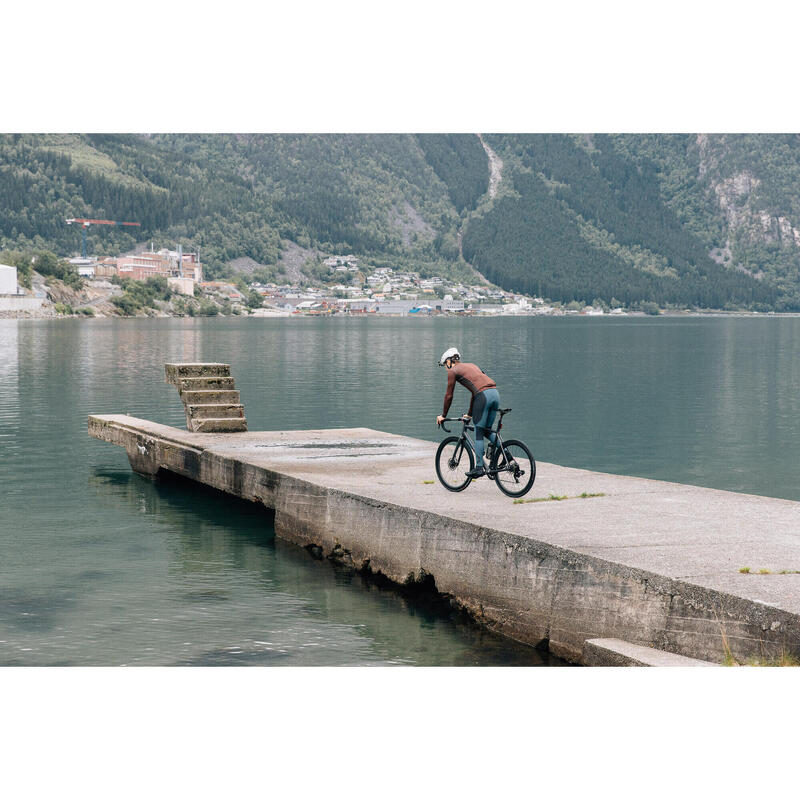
top-left (0, 323), bottom-right (20, 491)
top-left (2, 315), bottom-right (800, 665)
top-left (0, 465), bottom-right (554, 666)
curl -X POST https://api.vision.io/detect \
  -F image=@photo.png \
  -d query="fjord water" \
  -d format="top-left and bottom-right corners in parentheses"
top-left (2, 315), bottom-right (799, 666)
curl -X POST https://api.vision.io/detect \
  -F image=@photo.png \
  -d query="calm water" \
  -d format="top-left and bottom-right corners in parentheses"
top-left (2, 315), bottom-right (799, 665)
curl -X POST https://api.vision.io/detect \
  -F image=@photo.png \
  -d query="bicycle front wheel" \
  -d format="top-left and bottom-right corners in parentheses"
top-left (435, 436), bottom-right (474, 492)
top-left (491, 439), bottom-right (536, 498)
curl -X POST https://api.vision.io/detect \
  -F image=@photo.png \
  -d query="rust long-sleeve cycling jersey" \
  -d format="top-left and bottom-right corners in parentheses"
top-left (442, 362), bottom-right (497, 417)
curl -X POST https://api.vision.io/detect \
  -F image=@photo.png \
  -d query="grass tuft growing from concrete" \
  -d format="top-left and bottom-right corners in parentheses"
top-left (738, 567), bottom-right (800, 575)
top-left (723, 650), bottom-right (800, 667)
top-left (421, 480), bottom-right (434, 484)
top-left (514, 494), bottom-right (568, 505)
top-left (513, 492), bottom-right (605, 505)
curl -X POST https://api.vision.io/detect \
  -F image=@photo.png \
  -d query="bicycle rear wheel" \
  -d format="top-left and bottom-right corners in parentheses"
top-left (490, 439), bottom-right (536, 498)
top-left (435, 436), bottom-right (474, 492)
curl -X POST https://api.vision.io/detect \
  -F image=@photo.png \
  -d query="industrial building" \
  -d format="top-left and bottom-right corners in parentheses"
top-left (116, 249), bottom-right (203, 283)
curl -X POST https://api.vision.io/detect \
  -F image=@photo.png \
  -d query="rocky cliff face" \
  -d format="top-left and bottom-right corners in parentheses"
top-left (690, 134), bottom-right (800, 299)
top-left (709, 164), bottom-right (800, 249)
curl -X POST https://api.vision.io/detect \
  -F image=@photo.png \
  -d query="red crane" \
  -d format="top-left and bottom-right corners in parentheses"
top-left (66, 218), bottom-right (142, 258)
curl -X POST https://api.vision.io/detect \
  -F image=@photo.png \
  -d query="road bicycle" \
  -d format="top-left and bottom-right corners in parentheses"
top-left (435, 408), bottom-right (536, 497)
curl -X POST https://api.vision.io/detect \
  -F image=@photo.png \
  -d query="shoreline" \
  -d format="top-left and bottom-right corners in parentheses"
top-left (5, 308), bottom-right (800, 321)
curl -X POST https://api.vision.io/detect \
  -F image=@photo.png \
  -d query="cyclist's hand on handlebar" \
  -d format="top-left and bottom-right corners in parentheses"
top-left (436, 415), bottom-right (445, 427)
top-left (461, 414), bottom-right (471, 422)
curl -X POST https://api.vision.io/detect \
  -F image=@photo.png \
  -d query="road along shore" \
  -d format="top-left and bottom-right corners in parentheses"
top-left (88, 415), bottom-right (800, 665)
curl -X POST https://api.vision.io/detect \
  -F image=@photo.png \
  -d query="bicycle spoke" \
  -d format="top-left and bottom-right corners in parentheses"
top-left (435, 436), bottom-right (474, 492)
top-left (493, 442), bottom-right (535, 496)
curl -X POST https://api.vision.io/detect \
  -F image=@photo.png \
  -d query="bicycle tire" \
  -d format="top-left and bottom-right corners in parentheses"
top-left (490, 438), bottom-right (536, 498)
top-left (435, 436), bottom-right (474, 492)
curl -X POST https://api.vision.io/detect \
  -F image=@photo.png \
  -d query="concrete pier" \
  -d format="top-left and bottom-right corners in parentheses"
top-left (88, 414), bottom-right (800, 665)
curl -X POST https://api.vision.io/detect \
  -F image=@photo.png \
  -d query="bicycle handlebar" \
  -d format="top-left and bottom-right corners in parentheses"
top-left (439, 416), bottom-right (471, 434)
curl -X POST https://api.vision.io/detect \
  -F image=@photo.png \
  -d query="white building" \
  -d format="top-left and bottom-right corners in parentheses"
top-left (373, 300), bottom-right (410, 314)
top-left (419, 277), bottom-right (444, 290)
top-left (324, 255), bottom-right (359, 269)
top-left (0, 264), bottom-right (18, 295)
top-left (437, 298), bottom-right (465, 312)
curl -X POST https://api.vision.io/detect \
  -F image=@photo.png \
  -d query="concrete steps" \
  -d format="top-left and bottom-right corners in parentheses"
top-left (181, 390), bottom-right (241, 405)
top-left (191, 417), bottom-right (250, 433)
top-left (176, 377), bottom-right (236, 391)
top-left (165, 362), bottom-right (247, 433)
top-left (165, 363), bottom-right (230, 381)
top-left (185, 404), bottom-right (246, 419)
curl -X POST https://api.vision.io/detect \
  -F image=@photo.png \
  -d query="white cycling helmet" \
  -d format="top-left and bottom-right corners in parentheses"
top-left (438, 346), bottom-right (461, 366)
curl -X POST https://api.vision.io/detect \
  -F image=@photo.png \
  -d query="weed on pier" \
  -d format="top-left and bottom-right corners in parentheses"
top-left (722, 651), bottom-right (800, 667)
top-left (739, 566), bottom-right (800, 575)
top-left (513, 494), bottom-right (567, 504)
top-left (513, 492), bottom-right (606, 505)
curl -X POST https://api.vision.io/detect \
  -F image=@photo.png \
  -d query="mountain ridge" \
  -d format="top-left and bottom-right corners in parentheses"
top-left (2, 133), bottom-right (799, 309)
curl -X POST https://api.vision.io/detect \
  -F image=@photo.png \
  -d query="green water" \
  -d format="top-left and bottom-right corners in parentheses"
top-left (2, 315), bottom-right (799, 665)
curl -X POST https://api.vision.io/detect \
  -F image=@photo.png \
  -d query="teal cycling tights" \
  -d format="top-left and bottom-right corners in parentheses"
top-left (472, 387), bottom-right (499, 462)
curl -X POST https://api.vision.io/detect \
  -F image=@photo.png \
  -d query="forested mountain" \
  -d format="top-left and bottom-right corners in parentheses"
top-left (416, 134), bottom-right (489, 213)
top-left (463, 134), bottom-right (778, 309)
top-left (2, 133), bottom-right (800, 309)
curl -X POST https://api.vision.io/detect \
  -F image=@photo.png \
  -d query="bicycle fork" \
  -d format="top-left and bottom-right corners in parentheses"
top-left (449, 438), bottom-right (469, 469)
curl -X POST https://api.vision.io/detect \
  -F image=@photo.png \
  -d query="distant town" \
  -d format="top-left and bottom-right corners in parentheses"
top-left (2, 246), bottom-right (637, 318)
top-left (79, 250), bottom-right (625, 317)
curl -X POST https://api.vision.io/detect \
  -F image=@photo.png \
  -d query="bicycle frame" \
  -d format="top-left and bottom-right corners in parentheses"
top-left (440, 417), bottom-right (508, 476)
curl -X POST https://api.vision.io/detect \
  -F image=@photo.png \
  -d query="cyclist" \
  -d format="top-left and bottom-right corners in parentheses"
top-left (436, 347), bottom-right (500, 478)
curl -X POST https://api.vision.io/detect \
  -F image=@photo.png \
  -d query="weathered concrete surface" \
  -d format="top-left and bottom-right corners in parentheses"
top-left (165, 363), bottom-right (231, 382)
top-left (175, 376), bottom-right (236, 391)
top-left (88, 414), bottom-right (800, 665)
top-left (582, 638), bottom-right (720, 667)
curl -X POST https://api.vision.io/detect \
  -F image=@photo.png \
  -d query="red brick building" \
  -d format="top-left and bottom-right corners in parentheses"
top-left (116, 249), bottom-right (202, 283)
